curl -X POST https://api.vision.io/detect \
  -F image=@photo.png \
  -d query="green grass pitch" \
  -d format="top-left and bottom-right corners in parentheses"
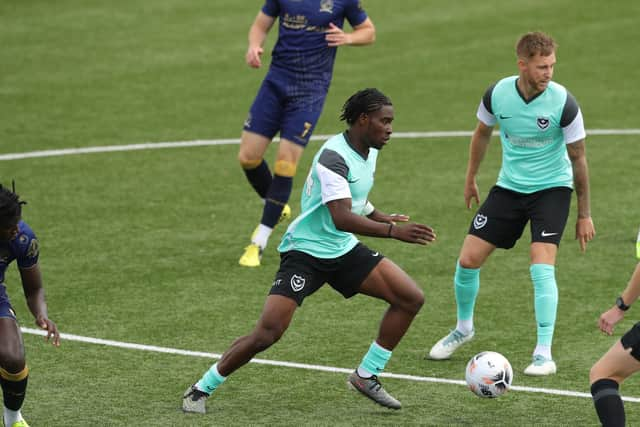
top-left (2, 0), bottom-right (639, 425)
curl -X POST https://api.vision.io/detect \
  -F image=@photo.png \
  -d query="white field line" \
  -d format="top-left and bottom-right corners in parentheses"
top-left (2, 129), bottom-right (639, 161)
top-left (22, 327), bottom-right (640, 403)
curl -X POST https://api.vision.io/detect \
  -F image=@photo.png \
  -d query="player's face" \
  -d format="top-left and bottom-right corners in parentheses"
top-left (520, 52), bottom-right (556, 93)
top-left (364, 105), bottom-right (394, 150)
top-left (0, 221), bottom-right (19, 242)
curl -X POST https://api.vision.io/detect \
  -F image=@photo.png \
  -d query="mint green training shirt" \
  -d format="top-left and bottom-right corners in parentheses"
top-left (278, 132), bottom-right (377, 258)
top-left (476, 76), bottom-right (586, 194)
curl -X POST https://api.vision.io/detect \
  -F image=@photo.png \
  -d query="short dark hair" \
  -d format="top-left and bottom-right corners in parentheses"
top-left (516, 31), bottom-right (557, 59)
top-left (339, 88), bottom-right (392, 125)
top-left (0, 183), bottom-right (26, 228)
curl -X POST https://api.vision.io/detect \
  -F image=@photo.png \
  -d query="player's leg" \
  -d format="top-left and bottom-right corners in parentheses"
top-left (237, 76), bottom-right (285, 267)
top-left (248, 138), bottom-right (304, 255)
top-left (182, 295), bottom-right (298, 414)
top-left (524, 187), bottom-right (571, 376)
top-left (350, 258), bottom-right (421, 409)
top-left (430, 187), bottom-right (526, 360)
top-left (590, 324), bottom-right (640, 427)
top-left (428, 235), bottom-right (494, 360)
top-left (184, 250), bottom-right (323, 414)
top-left (0, 310), bottom-right (29, 427)
top-left (238, 130), bottom-right (273, 199)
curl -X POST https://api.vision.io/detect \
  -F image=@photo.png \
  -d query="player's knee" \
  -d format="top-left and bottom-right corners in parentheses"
top-left (251, 326), bottom-right (285, 352)
top-left (274, 160), bottom-right (297, 177)
top-left (238, 154), bottom-right (262, 170)
top-left (458, 254), bottom-right (483, 269)
top-left (397, 285), bottom-right (424, 315)
top-left (0, 355), bottom-right (26, 378)
top-left (589, 361), bottom-right (618, 384)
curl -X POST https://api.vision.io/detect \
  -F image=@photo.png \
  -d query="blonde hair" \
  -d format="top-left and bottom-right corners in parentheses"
top-left (516, 32), bottom-right (557, 59)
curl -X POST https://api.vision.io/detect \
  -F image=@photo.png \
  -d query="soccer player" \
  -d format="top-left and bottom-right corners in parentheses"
top-left (0, 184), bottom-right (60, 427)
top-left (428, 32), bottom-right (595, 376)
top-left (590, 261), bottom-right (640, 426)
top-left (183, 88), bottom-right (436, 413)
top-left (237, 0), bottom-right (376, 267)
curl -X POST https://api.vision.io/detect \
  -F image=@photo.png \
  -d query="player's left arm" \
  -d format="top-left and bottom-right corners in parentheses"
top-left (19, 264), bottom-right (60, 346)
top-left (566, 139), bottom-right (596, 252)
top-left (325, 18), bottom-right (375, 47)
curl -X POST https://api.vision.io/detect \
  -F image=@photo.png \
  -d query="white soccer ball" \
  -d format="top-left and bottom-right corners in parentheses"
top-left (465, 351), bottom-right (513, 398)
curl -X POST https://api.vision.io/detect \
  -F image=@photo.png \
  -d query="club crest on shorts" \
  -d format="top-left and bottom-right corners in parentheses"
top-left (290, 274), bottom-right (306, 292)
top-left (536, 117), bottom-right (550, 130)
top-left (473, 214), bottom-right (488, 229)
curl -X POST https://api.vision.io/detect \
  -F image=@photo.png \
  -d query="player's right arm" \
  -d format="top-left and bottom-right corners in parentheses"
top-left (327, 198), bottom-right (435, 245)
top-left (465, 120), bottom-right (493, 209)
top-left (246, 11), bottom-right (276, 68)
top-left (19, 264), bottom-right (60, 346)
top-left (598, 262), bottom-right (640, 335)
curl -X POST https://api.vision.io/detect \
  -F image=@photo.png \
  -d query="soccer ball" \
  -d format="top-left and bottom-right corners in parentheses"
top-left (465, 351), bottom-right (513, 398)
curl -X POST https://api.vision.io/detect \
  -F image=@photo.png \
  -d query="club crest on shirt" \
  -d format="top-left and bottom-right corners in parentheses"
top-left (536, 117), bottom-right (550, 130)
top-left (319, 0), bottom-right (333, 13)
top-left (27, 238), bottom-right (39, 259)
top-left (473, 214), bottom-right (488, 230)
top-left (290, 274), bottom-right (306, 292)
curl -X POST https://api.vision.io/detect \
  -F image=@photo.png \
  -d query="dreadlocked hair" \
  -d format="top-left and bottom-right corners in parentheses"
top-left (339, 88), bottom-right (392, 125)
top-left (0, 184), bottom-right (26, 228)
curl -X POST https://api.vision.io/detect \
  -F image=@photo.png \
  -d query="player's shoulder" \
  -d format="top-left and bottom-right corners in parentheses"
top-left (17, 220), bottom-right (37, 240)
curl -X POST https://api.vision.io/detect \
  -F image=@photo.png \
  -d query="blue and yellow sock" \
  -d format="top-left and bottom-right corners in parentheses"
top-left (243, 160), bottom-right (272, 199)
top-left (195, 362), bottom-right (226, 395)
top-left (261, 174), bottom-right (293, 228)
top-left (357, 341), bottom-right (392, 378)
top-left (530, 264), bottom-right (558, 347)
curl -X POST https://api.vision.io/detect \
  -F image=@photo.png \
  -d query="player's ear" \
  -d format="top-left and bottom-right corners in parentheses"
top-left (357, 113), bottom-right (369, 125)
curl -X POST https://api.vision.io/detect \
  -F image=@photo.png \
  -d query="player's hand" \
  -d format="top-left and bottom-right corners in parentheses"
top-left (325, 23), bottom-right (352, 47)
top-left (464, 179), bottom-right (480, 209)
top-left (36, 316), bottom-right (60, 347)
top-left (598, 306), bottom-right (624, 335)
top-left (390, 223), bottom-right (436, 245)
top-left (576, 216), bottom-right (595, 252)
top-left (245, 45), bottom-right (264, 68)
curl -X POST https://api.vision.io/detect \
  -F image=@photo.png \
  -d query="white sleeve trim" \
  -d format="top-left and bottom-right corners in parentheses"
top-left (362, 201), bottom-right (375, 216)
top-left (316, 163), bottom-right (352, 204)
top-left (563, 108), bottom-right (586, 144)
top-left (476, 100), bottom-right (497, 127)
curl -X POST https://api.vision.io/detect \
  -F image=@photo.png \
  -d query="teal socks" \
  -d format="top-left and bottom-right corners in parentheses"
top-left (530, 264), bottom-right (558, 347)
top-left (454, 261), bottom-right (480, 326)
top-left (196, 362), bottom-right (227, 395)
top-left (358, 341), bottom-right (392, 377)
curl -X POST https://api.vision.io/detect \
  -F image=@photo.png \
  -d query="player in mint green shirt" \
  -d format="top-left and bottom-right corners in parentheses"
top-left (184, 89), bottom-right (436, 413)
top-left (429, 32), bottom-right (596, 376)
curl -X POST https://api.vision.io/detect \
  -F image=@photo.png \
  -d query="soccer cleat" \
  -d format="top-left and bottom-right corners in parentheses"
top-left (239, 243), bottom-right (263, 267)
top-left (10, 421), bottom-right (29, 427)
top-left (347, 371), bottom-right (402, 410)
top-left (428, 329), bottom-right (475, 360)
top-left (523, 355), bottom-right (557, 376)
top-left (182, 384), bottom-right (210, 414)
top-left (278, 204), bottom-right (292, 224)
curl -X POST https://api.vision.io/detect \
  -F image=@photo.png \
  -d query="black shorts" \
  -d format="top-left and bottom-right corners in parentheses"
top-left (621, 321), bottom-right (640, 361)
top-left (269, 243), bottom-right (384, 306)
top-left (468, 186), bottom-right (572, 249)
